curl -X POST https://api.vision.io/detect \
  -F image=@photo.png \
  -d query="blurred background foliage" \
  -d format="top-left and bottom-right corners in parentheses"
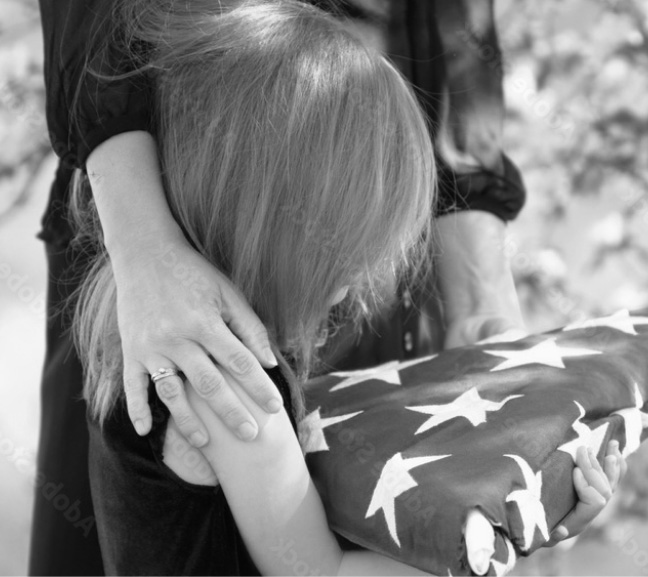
top-left (1, 0), bottom-right (648, 574)
top-left (499, 0), bottom-right (648, 332)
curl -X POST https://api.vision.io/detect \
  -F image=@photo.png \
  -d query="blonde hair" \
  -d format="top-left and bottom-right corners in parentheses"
top-left (73, 0), bottom-right (436, 423)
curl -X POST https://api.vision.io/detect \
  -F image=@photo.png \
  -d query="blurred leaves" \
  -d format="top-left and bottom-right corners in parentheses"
top-left (0, 0), bottom-right (647, 573)
top-left (497, 0), bottom-right (648, 334)
top-left (0, 0), bottom-right (49, 223)
top-left (495, 1), bottom-right (648, 567)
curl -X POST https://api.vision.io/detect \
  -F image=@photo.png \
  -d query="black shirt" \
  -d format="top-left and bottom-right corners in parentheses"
top-left (88, 366), bottom-right (297, 575)
top-left (37, 0), bottom-right (526, 248)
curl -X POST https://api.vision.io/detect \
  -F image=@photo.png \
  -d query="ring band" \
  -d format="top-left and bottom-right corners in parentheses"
top-left (151, 367), bottom-right (180, 383)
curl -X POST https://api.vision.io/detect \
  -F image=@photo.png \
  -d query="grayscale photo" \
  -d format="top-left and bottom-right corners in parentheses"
top-left (1, 0), bottom-right (647, 575)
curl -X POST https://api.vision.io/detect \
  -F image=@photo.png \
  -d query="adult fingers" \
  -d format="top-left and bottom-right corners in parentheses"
top-left (220, 285), bottom-right (278, 369)
top-left (199, 320), bottom-right (283, 414)
top-left (123, 361), bottom-right (153, 436)
top-left (148, 360), bottom-right (209, 448)
top-left (476, 326), bottom-right (528, 345)
top-left (176, 347), bottom-right (260, 441)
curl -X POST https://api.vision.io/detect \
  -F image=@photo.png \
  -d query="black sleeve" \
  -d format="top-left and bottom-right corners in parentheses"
top-left (403, 0), bottom-right (526, 222)
top-left (435, 153), bottom-right (526, 222)
top-left (39, 0), bottom-right (152, 169)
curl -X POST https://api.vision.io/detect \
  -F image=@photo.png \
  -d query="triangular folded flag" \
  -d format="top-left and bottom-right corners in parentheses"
top-left (301, 309), bottom-right (648, 576)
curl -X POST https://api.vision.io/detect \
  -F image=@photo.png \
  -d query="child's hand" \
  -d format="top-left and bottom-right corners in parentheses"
top-left (545, 441), bottom-right (627, 546)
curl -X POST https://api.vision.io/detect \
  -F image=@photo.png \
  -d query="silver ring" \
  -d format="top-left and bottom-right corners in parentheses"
top-left (151, 367), bottom-right (180, 383)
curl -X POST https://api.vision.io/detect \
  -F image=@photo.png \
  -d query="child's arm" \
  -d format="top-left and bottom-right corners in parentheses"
top-left (183, 374), bottom-right (626, 575)
top-left (184, 377), bottom-right (428, 576)
top-left (41, 0), bottom-right (282, 445)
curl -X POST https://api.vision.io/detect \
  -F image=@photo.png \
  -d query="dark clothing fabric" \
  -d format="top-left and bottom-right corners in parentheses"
top-left (29, 238), bottom-right (440, 577)
top-left (38, 0), bottom-right (151, 171)
top-left (29, 243), bottom-right (104, 577)
top-left (88, 366), bottom-right (295, 576)
top-left (436, 154), bottom-right (526, 222)
top-left (32, 0), bottom-right (524, 574)
top-left (37, 0), bottom-right (526, 248)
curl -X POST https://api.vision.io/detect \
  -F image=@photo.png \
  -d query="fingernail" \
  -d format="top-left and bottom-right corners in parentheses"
top-left (238, 422), bottom-right (257, 441)
top-left (190, 431), bottom-right (207, 447)
top-left (264, 348), bottom-right (278, 367)
top-left (266, 398), bottom-right (283, 412)
top-left (134, 419), bottom-right (148, 436)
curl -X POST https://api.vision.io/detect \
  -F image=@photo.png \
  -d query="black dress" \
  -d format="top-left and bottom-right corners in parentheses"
top-left (32, 1), bottom-right (527, 575)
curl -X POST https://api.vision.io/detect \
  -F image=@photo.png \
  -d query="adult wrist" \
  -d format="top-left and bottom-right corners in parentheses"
top-left (435, 210), bottom-right (523, 326)
top-left (106, 223), bottom-right (188, 276)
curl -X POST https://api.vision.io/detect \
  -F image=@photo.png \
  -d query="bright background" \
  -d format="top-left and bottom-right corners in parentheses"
top-left (1, 0), bottom-right (648, 574)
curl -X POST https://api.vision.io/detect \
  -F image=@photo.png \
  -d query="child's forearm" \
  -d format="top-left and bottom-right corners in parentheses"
top-left (86, 131), bottom-right (186, 271)
top-left (186, 382), bottom-right (429, 576)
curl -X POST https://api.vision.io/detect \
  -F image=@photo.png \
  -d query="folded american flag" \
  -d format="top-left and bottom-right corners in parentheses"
top-left (300, 309), bottom-right (648, 576)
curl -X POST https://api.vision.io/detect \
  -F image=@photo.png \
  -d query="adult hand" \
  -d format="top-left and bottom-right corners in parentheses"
top-left (445, 314), bottom-right (527, 349)
top-left (88, 132), bottom-right (283, 448)
top-left (112, 235), bottom-right (283, 447)
top-left (544, 442), bottom-right (627, 547)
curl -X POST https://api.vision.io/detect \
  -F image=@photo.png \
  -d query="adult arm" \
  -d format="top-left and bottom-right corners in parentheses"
top-left (87, 132), bottom-right (284, 444)
top-left (431, 0), bottom-right (527, 347)
top-left (40, 0), bottom-right (284, 444)
top-left (436, 210), bottom-right (526, 349)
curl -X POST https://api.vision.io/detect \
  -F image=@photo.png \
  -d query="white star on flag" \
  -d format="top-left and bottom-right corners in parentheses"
top-left (612, 382), bottom-right (647, 457)
top-left (366, 452), bottom-right (450, 547)
top-left (557, 401), bottom-right (609, 462)
top-left (491, 536), bottom-right (517, 577)
top-left (631, 314), bottom-right (648, 328)
top-left (330, 354), bottom-right (438, 392)
top-left (504, 454), bottom-right (550, 551)
top-left (485, 338), bottom-right (601, 372)
top-left (298, 408), bottom-right (363, 454)
top-left (563, 309), bottom-right (648, 336)
top-left (406, 387), bottom-right (523, 434)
